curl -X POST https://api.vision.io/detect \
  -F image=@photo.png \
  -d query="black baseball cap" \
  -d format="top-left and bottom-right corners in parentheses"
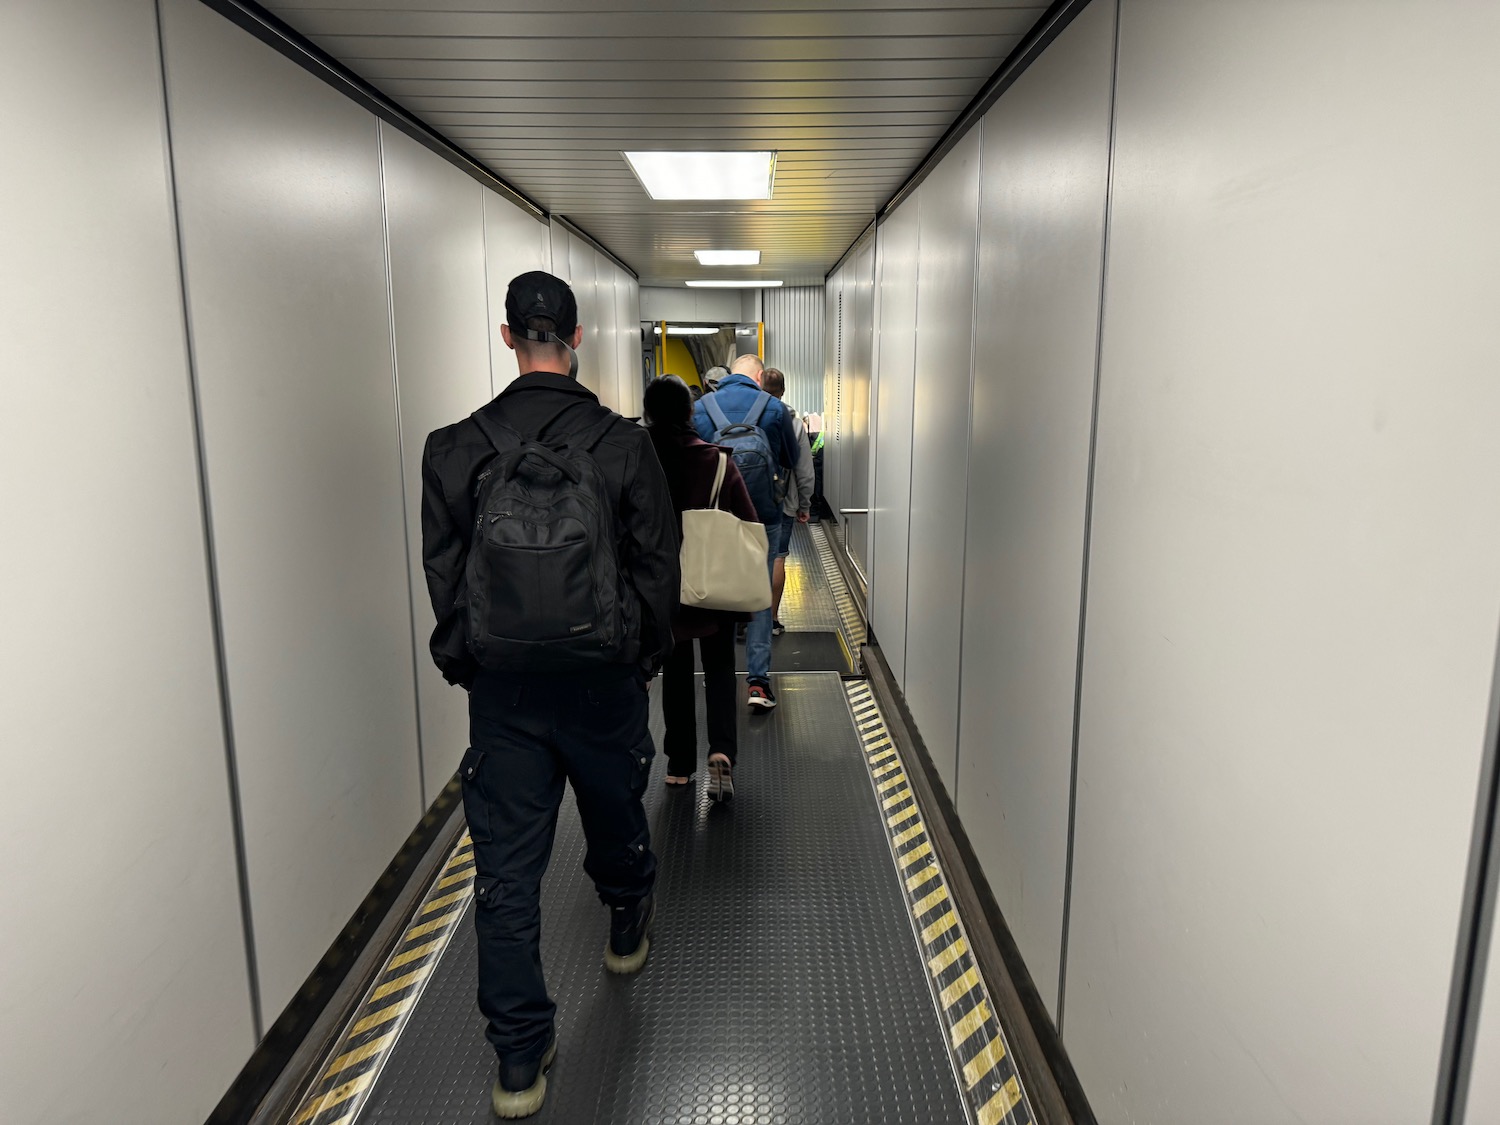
top-left (505, 270), bottom-right (578, 341)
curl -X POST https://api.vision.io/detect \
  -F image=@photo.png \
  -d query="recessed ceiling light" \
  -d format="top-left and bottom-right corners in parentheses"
top-left (695, 250), bottom-right (762, 266)
top-left (685, 280), bottom-right (784, 288)
top-left (623, 151), bottom-right (776, 200)
top-left (652, 325), bottom-right (722, 336)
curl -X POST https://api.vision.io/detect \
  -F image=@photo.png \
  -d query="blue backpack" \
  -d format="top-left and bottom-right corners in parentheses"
top-left (703, 391), bottom-right (779, 523)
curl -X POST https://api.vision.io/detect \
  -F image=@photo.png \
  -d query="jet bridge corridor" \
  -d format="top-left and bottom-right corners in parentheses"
top-left (11, 2), bottom-right (1500, 1123)
top-left (282, 524), bottom-right (1033, 1125)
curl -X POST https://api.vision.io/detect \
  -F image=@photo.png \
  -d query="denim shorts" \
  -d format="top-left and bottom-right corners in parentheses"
top-left (774, 512), bottom-right (796, 560)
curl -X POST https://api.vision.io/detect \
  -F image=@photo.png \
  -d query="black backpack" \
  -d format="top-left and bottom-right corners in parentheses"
top-left (701, 391), bottom-right (781, 522)
top-left (465, 403), bottom-right (630, 671)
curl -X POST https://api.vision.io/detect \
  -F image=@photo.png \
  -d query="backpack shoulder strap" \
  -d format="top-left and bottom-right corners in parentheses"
top-left (702, 394), bottom-right (730, 432)
top-left (575, 407), bottom-right (619, 453)
top-left (471, 407), bottom-right (521, 454)
top-left (535, 399), bottom-right (592, 443)
top-left (480, 398), bottom-right (601, 451)
top-left (741, 391), bottom-right (771, 430)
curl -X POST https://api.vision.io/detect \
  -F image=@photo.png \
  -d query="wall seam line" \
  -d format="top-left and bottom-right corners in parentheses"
top-left (901, 205), bottom-right (923, 687)
top-left (952, 124), bottom-right (985, 808)
top-left (480, 195), bottom-right (497, 399)
top-left (376, 124), bottom-right (429, 816)
top-left (1434, 619), bottom-right (1500, 1124)
top-left (154, 0), bottom-right (264, 1040)
top-left (1056, 0), bottom-right (1122, 1035)
top-left (865, 239), bottom-right (883, 619)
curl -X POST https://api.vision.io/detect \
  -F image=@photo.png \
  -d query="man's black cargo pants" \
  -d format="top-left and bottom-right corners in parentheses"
top-left (461, 667), bottom-right (657, 1066)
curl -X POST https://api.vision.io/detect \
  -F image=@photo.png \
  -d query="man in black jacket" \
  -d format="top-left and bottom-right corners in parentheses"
top-left (420, 271), bottom-right (679, 1119)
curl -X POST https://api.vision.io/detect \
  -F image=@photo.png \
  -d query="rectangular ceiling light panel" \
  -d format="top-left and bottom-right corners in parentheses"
top-left (624, 151), bottom-right (775, 200)
top-left (695, 250), bottom-right (762, 266)
top-left (685, 280), bottom-right (784, 288)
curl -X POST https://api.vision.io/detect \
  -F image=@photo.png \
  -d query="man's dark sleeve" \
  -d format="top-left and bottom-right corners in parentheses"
top-left (420, 433), bottom-right (477, 690)
top-left (621, 430), bottom-right (681, 674)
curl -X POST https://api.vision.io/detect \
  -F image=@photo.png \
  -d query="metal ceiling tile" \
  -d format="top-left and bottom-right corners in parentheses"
top-left (348, 58), bottom-right (1001, 83)
top-left (280, 8), bottom-right (1041, 39)
top-left (258, 0), bottom-right (1050, 283)
top-left (371, 78), bottom-right (986, 99)
top-left (269, 0), bottom-right (1045, 11)
top-left (302, 34), bottom-right (1024, 63)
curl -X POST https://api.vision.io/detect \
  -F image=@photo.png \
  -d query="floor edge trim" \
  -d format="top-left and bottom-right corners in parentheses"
top-left (863, 646), bottom-right (1098, 1125)
top-left (842, 679), bottom-right (1038, 1125)
top-left (284, 831), bottom-right (476, 1125)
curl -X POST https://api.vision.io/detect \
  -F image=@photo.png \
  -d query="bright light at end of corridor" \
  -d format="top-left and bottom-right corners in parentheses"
top-left (695, 249), bottom-right (762, 265)
top-left (623, 151), bottom-right (776, 200)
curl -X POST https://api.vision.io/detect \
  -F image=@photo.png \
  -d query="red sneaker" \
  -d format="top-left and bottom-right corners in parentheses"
top-left (747, 683), bottom-right (778, 711)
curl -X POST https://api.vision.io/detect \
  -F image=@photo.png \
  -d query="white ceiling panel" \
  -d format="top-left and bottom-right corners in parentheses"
top-left (354, 59), bottom-right (1000, 81)
top-left (282, 8), bottom-right (1041, 37)
top-left (371, 79), bottom-right (985, 98)
top-left (271, 0), bottom-right (1042, 10)
top-left (261, 0), bottom-right (1051, 283)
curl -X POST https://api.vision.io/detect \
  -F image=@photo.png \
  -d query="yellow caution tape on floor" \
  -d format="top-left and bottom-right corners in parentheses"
top-left (287, 832), bottom-right (475, 1125)
top-left (843, 681), bottom-right (1037, 1125)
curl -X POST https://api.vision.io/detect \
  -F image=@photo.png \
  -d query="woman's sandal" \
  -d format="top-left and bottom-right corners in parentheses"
top-left (707, 755), bottom-right (735, 803)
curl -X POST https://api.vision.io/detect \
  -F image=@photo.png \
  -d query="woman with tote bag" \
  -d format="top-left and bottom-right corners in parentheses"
top-left (644, 376), bottom-right (767, 802)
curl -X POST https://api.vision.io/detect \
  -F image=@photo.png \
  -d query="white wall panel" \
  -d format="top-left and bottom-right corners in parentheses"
top-left (160, 0), bottom-right (421, 1021)
top-left (615, 274), bottom-right (643, 417)
top-left (483, 192), bottom-right (551, 394)
top-left (865, 238), bottom-right (884, 585)
top-left (568, 235), bottom-right (601, 396)
top-left (640, 286), bottom-right (742, 324)
top-left (611, 261), bottom-right (628, 414)
top-left (594, 251), bottom-right (621, 412)
top-left (842, 238), bottom-right (876, 578)
top-left (903, 129), bottom-right (980, 793)
top-left (1066, 2), bottom-right (1500, 1121)
top-left (616, 265), bottom-right (634, 415)
top-left (379, 122), bottom-right (492, 806)
top-left (868, 200), bottom-right (920, 683)
top-left (763, 285), bottom-right (825, 413)
top-left (955, 0), bottom-right (1116, 1019)
top-left (0, 3), bottom-right (256, 1119)
top-left (548, 221), bottom-right (571, 282)
top-left (822, 270), bottom-right (844, 529)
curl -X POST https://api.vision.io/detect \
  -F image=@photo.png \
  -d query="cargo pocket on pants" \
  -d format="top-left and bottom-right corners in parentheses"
top-left (622, 827), bottom-right (652, 874)
top-left (473, 874), bottom-right (502, 909)
top-left (628, 737), bottom-right (654, 798)
top-left (459, 746), bottom-right (492, 844)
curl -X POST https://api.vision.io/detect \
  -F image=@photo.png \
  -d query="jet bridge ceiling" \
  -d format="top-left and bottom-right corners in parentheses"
top-left (262, 0), bottom-right (1051, 285)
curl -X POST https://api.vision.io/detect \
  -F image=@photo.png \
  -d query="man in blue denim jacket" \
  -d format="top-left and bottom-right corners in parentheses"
top-left (692, 353), bottom-right (800, 711)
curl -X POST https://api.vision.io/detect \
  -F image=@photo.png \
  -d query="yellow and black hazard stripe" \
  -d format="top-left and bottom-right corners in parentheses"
top-left (288, 832), bottom-right (476, 1125)
top-left (844, 682), bottom-right (1034, 1125)
top-left (809, 522), bottom-right (867, 671)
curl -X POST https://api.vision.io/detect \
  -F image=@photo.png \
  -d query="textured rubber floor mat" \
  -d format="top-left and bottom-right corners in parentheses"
top-left (357, 673), bottom-right (967, 1125)
top-left (689, 630), bottom-right (850, 675)
top-left (760, 630), bottom-right (849, 673)
top-left (778, 521), bottom-right (842, 633)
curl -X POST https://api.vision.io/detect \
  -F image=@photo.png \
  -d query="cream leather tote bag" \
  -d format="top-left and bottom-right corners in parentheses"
top-left (679, 452), bottom-right (772, 613)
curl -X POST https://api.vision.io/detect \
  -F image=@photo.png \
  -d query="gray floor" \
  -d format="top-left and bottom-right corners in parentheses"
top-left (694, 520), bottom-right (851, 674)
top-left (777, 521), bottom-right (841, 634)
top-left (357, 673), bottom-right (967, 1125)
